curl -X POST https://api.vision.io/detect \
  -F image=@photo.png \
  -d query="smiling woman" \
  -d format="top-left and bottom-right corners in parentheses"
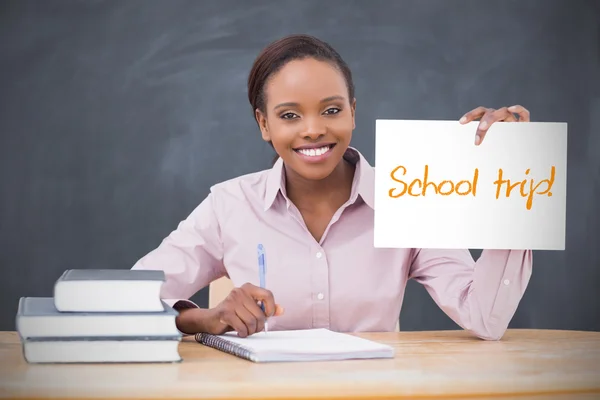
top-left (132, 34), bottom-right (534, 341)
top-left (249, 36), bottom-right (356, 186)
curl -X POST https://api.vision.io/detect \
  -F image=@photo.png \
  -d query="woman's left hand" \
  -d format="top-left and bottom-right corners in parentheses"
top-left (459, 105), bottom-right (530, 145)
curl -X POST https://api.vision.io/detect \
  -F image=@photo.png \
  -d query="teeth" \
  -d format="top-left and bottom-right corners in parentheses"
top-left (297, 145), bottom-right (330, 157)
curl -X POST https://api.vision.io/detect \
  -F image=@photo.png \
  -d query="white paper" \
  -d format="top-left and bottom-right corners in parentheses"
top-left (221, 329), bottom-right (391, 355)
top-left (374, 119), bottom-right (568, 250)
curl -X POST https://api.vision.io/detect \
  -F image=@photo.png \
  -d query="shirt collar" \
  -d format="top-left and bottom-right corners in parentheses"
top-left (263, 146), bottom-right (375, 211)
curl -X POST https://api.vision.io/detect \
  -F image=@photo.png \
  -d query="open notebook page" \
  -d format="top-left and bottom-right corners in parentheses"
top-left (214, 328), bottom-right (395, 362)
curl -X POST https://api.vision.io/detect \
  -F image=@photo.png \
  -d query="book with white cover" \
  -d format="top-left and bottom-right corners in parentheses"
top-left (21, 336), bottom-right (182, 363)
top-left (195, 328), bottom-right (395, 363)
top-left (53, 269), bottom-right (165, 312)
top-left (16, 297), bottom-right (180, 339)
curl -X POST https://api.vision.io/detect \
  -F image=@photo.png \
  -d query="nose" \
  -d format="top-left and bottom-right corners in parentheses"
top-left (302, 116), bottom-right (326, 140)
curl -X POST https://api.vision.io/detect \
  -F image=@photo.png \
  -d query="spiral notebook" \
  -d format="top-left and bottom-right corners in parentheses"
top-left (194, 328), bottom-right (395, 363)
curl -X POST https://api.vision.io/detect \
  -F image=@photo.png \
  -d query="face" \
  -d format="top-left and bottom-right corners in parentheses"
top-left (255, 57), bottom-right (356, 181)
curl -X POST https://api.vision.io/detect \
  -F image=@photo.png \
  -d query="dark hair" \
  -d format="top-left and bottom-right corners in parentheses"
top-left (247, 34), bottom-right (355, 118)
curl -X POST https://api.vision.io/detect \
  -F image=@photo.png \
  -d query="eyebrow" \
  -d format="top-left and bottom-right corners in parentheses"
top-left (273, 95), bottom-right (346, 111)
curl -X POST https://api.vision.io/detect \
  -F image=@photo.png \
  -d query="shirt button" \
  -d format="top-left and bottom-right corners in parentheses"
top-left (317, 293), bottom-right (324, 300)
top-left (316, 251), bottom-right (322, 259)
top-left (503, 279), bottom-right (510, 285)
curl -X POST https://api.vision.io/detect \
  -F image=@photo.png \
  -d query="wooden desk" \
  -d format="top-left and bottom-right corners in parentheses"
top-left (0, 329), bottom-right (599, 399)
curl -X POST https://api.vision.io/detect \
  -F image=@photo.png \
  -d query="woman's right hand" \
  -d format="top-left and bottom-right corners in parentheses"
top-left (175, 283), bottom-right (284, 338)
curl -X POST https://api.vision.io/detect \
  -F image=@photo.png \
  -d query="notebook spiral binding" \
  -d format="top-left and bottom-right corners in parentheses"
top-left (194, 333), bottom-right (253, 360)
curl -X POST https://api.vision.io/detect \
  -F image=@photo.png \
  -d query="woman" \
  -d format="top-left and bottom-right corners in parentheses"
top-left (132, 34), bottom-right (532, 340)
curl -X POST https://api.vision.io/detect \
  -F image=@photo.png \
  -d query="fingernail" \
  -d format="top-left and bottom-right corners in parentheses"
top-left (474, 135), bottom-right (481, 145)
top-left (508, 106), bottom-right (516, 111)
top-left (459, 116), bottom-right (466, 124)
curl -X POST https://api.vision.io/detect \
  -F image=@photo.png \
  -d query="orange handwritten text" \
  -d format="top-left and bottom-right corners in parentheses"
top-left (493, 166), bottom-right (555, 210)
top-left (388, 165), bottom-right (479, 198)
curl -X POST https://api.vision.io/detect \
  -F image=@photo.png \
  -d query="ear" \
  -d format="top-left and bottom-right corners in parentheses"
top-left (350, 98), bottom-right (356, 129)
top-left (255, 109), bottom-right (270, 141)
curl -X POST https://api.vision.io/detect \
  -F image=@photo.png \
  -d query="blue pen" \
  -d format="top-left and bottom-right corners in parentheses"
top-left (257, 244), bottom-right (268, 333)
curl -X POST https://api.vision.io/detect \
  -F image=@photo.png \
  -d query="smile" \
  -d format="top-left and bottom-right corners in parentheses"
top-left (293, 144), bottom-right (336, 163)
top-left (294, 144), bottom-right (334, 157)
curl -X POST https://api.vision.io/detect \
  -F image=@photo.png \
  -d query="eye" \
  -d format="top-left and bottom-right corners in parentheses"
top-left (280, 112), bottom-right (298, 120)
top-left (323, 107), bottom-right (341, 115)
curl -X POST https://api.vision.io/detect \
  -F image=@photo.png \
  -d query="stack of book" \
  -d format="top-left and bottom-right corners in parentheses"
top-left (16, 269), bottom-right (182, 363)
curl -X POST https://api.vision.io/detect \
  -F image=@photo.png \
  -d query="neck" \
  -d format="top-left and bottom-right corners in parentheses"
top-left (284, 158), bottom-right (355, 213)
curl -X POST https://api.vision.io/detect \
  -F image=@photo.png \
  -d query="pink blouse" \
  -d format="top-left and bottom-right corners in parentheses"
top-left (132, 148), bottom-right (533, 340)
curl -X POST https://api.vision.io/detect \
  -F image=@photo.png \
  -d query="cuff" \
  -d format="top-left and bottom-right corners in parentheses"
top-left (164, 299), bottom-right (200, 310)
top-left (164, 299), bottom-right (200, 336)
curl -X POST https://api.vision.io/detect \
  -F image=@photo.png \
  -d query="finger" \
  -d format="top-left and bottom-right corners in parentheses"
top-left (476, 107), bottom-right (519, 145)
top-left (473, 108), bottom-right (493, 145)
top-left (507, 104), bottom-right (530, 121)
top-left (220, 309), bottom-right (248, 338)
top-left (214, 315), bottom-right (231, 331)
top-left (241, 283), bottom-right (277, 318)
top-left (474, 106), bottom-right (525, 145)
top-left (274, 304), bottom-right (284, 316)
top-left (214, 320), bottom-right (234, 334)
top-left (497, 106), bottom-right (518, 122)
top-left (234, 305), bottom-right (260, 337)
top-left (503, 112), bottom-right (518, 122)
top-left (460, 106), bottom-right (488, 124)
top-left (241, 295), bottom-right (267, 333)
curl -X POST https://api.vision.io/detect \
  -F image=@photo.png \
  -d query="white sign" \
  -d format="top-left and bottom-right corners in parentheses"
top-left (374, 120), bottom-right (568, 250)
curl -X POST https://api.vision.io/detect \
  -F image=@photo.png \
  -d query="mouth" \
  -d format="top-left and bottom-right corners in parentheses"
top-left (293, 143), bottom-right (336, 159)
